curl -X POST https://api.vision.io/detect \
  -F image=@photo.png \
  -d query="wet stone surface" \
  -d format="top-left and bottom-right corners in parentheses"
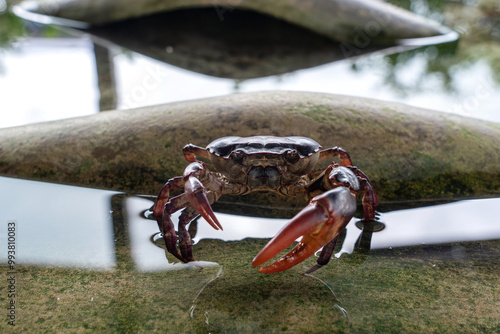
top-left (4, 238), bottom-right (499, 333)
top-left (0, 91), bottom-right (498, 217)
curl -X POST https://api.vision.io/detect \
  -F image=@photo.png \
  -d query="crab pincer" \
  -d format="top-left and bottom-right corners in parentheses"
top-left (184, 176), bottom-right (223, 231)
top-left (252, 187), bottom-right (357, 274)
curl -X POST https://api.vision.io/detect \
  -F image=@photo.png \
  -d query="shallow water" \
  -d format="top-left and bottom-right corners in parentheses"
top-left (2, 176), bottom-right (498, 270)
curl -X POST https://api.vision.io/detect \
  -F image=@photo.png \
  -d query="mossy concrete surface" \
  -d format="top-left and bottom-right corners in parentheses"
top-left (2, 238), bottom-right (498, 333)
top-left (0, 91), bottom-right (499, 215)
top-left (0, 91), bottom-right (499, 214)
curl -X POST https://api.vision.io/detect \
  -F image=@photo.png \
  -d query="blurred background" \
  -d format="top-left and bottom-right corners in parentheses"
top-left (1, 0), bottom-right (499, 129)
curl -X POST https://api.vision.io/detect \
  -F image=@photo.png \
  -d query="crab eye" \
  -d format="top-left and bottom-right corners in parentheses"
top-left (283, 149), bottom-right (300, 164)
top-left (230, 150), bottom-right (245, 163)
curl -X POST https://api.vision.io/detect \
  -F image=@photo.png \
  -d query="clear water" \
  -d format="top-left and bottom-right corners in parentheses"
top-left (1, 175), bottom-right (498, 270)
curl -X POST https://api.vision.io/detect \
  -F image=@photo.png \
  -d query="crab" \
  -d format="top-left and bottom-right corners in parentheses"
top-left (152, 136), bottom-right (378, 274)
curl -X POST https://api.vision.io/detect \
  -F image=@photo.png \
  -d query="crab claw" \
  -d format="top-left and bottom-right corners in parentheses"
top-left (252, 187), bottom-right (357, 274)
top-left (184, 177), bottom-right (223, 231)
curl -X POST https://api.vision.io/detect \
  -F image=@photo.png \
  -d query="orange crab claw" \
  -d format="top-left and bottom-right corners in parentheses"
top-left (185, 177), bottom-right (223, 231)
top-left (252, 187), bottom-right (356, 274)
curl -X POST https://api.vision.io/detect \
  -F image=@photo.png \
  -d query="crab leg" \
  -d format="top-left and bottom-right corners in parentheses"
top-left (350, 167), bottom-right (379, 221)
top-left (152, 176), bottom-right (185, 227)
top-left (318, 146), bottom-right (353, 167)
top-left (160, 197), bottom-right (189, 262)
top-left (177, 207), bottom-right (200, 262)
top-left (252, 187), bottom-right (356, 274)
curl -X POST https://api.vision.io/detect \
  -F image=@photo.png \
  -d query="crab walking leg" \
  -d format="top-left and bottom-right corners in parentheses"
top-left (177, 207), bottom-right (200, 262)
top-left (183, 143), bottom-right (211, 163)
top-left (152, 176), bottom-right (185, 227)
top-left (161, 196), bottom-right (190, 262)
top-left (318, 146), bottom-right (353, 167)
top-left (349, 167), bottom-right (379, 221)
top-left (252, 187), bottom-right (356, 274)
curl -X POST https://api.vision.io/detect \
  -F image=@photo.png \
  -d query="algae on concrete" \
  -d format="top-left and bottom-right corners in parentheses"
top-left (3, 238), bottom-right (498, 333)
top-left (0, 91), bottom-right (498, 216)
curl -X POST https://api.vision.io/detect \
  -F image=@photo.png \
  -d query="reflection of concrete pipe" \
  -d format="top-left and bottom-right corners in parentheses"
top-left (110, 193), bottom-right (135, 271)
top-left (14, 5), bottom-right (457, 80)
top-left (84, 9), bottom-right (385, 80)
top-left (93, 43), bottom-right (117, 112)
top-left (15, 0), bottom-right (454, 44)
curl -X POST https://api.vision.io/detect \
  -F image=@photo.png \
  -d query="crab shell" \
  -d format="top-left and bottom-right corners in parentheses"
top-left (205, 136), bottom-right (322, 186)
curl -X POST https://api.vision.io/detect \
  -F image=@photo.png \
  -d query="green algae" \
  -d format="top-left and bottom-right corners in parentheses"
top-left (0, 92), bottom-right (498, 215)
top-left (2, 239), bottom-right (498, 333)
